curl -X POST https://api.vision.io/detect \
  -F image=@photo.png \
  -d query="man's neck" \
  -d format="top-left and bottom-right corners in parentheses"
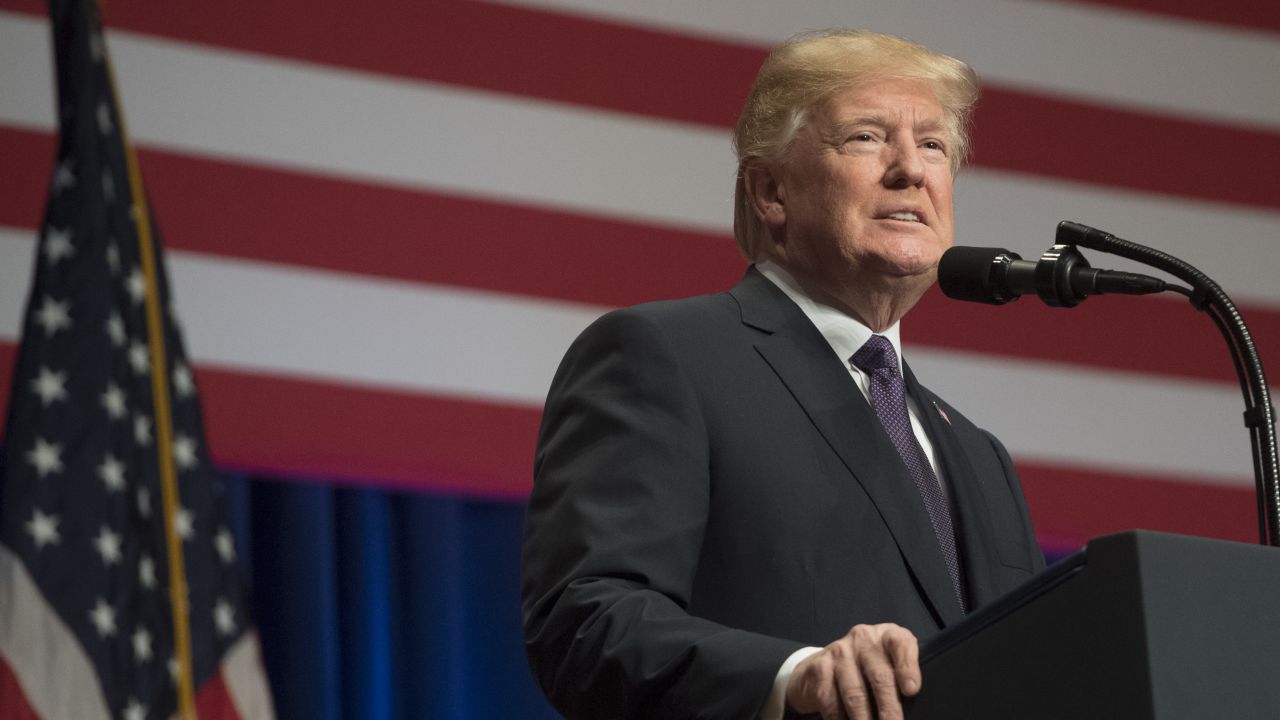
top-left (758, 258), bottom-right (929, 332)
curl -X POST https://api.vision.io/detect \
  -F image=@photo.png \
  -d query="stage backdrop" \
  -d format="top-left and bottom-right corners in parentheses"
top-left (2, 0), bottom-right (1279, 716)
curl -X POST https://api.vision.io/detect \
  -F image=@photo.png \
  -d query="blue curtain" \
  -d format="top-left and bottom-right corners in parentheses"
top-left (225, 474), bottom-right (561, 719)
top-left (223, 473), bottom-right (1070, 718)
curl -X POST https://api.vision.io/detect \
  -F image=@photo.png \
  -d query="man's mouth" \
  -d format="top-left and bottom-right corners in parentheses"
top-left (883, 211), bottom-right (924, 224)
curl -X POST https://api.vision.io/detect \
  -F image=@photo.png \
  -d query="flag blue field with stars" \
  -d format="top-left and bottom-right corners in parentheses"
top-left (0, 0), bottom-right (273, 717)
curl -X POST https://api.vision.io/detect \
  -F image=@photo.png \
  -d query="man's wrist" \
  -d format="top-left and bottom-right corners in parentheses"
top-left (759, 647), bottom-right (822, 720)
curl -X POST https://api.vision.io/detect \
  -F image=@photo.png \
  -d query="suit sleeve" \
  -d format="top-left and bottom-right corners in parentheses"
top-left (521, 309), bottom-right (803, 720)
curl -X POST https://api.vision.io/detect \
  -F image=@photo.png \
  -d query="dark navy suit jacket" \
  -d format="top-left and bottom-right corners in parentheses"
top-left (522, 267), bottom-right (1044, 719)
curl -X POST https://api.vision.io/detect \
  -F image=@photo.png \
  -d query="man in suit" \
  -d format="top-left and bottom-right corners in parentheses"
top-left (522, 29), bottom-right (1044, 720)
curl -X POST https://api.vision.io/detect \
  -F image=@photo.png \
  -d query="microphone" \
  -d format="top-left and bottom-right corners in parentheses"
top-left (938, 244), bottom-right (1168, 307)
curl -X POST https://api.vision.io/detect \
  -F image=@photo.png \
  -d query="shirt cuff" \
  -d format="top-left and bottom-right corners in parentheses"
top-left (759, 646), bottom-right (822, 720)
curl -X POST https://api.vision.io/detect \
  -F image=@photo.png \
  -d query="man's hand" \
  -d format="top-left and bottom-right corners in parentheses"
top-left (785, 623), bottom-right (920, 720)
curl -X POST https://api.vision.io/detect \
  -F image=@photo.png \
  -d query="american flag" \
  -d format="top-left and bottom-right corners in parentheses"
top-left (0, 2), bottom-right (1277, 551)
top-left (0, 0), bottom-right (272, 717)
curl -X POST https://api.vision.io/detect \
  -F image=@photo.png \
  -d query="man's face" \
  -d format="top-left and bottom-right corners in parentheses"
top-left (764, 78), bottom-right (955, 315)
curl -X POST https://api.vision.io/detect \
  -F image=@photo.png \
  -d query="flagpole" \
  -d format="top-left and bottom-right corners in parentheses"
top-left (97, 3), bottom-right (197, 716)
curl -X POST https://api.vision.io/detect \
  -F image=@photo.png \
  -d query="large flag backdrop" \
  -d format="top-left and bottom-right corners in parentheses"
top-left (4, 0), bottom-right (1279, 546)
top-left (0, 1), bottom-right (1278, 711)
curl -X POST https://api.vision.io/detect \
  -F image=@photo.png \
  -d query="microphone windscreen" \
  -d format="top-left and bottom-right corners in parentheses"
top-left (938, 246), bottom-right (1021, 305)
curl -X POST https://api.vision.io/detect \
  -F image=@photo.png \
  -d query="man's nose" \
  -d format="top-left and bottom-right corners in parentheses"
top-left (884, 143), bottom-right (926, 189)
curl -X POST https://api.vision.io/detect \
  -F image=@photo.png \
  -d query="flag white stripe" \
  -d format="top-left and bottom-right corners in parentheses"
top-left (0, 229), bottom-right (1257, 488)
top-left (2, 13), bottom-right (1279, 308)
top-left (166, 245), bottom-right (602, 406)
top-left (953, 171), bottom-right (1280, 307)
top-left (0, 13), bottom-right (54, 131)
top-left (0, 544), bottom-right (111, 720)
top-left (0, 230), bottom-right (32, 337)
top-left (909, 350), bottom-right (1253, 487)
top-left (222, 632), bottom-right (275, 720)
top-left (491, 0), bottom-right (1280, 131)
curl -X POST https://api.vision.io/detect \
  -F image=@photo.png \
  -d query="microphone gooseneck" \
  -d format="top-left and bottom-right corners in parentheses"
top-left (937, 221), bottom-right (1279, 546)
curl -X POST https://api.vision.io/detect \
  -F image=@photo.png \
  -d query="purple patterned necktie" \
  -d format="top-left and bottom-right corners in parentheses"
top-left (851, 335), bottom-right (968, 613)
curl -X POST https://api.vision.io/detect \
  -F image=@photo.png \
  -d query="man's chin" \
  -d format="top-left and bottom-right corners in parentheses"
top-left (872, 254), bottom-right (941, 281)
top-left (867, 236), bottom-right (945, 275)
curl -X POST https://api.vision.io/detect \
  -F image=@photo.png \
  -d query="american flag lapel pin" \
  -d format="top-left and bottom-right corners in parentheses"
top-left (933, 400), bottom-right (952, 426)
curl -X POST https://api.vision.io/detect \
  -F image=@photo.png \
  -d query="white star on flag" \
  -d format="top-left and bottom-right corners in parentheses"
top-left (89, 598), bottom-right (117, 637)
top-left (137, 487), bottom-right (152, 519)
top-left (42, 227), bottom-right (75, 265)
top-left (96, 100), bottom-right (112, 134)
top-left (98, 454), bottom-right (126, 491)
top-left (132, 627), bottom-right (153, 662)
top-left (101, 382), bottom-right (127, 419)
top-left (101, 168), bottom-right (114, 202)
top-left (35, 296), bottom-right (72, 336)
top-left (128, 340), bottom-right (150, 374)
top-left (51, 158), bottom-right (76, 192)
top-left (139, 554), bottom-right (157, 589)
top-left (123, 697), bottom-right (146, 720)
top-left (172, 434), bottom-right (198, 471)
top-left (133, 414), bottom-right (153, 446)
top-left (175, 507), bottom-right (195, 541)
top-left (105, 312), bottom-right (126, 346)
top-left (30, 366), bottom-right (69, 406)
top-left (125, 266), bottom-right (146, 304)
top-left (214, 528), bottom-right (237, 564)
top-left (172, 362), bottom-right (195, 398)
top-left (105, 241), bottom-right (120, 274)
top-left (213, 598), bottom-right (236, 637)
top-left (27, 437), bottom-right (63, 478)
top-left (26, 509), bottom-right (61, 549)
top-left (92, 526), bottom-right (123, 565)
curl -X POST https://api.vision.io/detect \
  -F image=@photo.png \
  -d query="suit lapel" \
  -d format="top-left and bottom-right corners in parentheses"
top-left (903, 364), bottom-right (1003, 609)
top-left (731, 269), bottom-right (964, 627)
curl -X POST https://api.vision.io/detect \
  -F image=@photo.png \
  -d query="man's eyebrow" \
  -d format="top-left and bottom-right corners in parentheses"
top-left (823, 114), bottom-right (948, 141)
top-left (828, 115), bottom-right (886, 133)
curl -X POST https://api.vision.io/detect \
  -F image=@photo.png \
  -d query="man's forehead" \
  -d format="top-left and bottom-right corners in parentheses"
top-left (818, 82), bottom-right (946, 129)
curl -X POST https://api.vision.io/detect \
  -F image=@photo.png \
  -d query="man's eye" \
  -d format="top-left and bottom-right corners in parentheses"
top-left (852, 133), bottom-right (875, 142)
top-left (922, 140), bottom-right (946, 152)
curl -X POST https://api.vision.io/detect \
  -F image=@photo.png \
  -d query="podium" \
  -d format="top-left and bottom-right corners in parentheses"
top-left (906, 531), bottom-right (1280, 719)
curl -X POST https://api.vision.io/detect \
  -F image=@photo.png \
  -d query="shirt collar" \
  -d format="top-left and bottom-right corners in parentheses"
top-left (756, 260), bottom-right (905, 375)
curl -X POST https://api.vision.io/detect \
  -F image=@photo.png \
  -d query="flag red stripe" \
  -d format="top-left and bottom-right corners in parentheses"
top-left (4, 126), bottom-right (1278, 387)
top-left (196, 671), bottom-right (241, 720)
top-left (0, 126), bottom-right (744, 307)
top-left (195, 366), bottom-right (543, 499)
top-left (971, 88), bottom-right (1280, 211)
top-left (0, 339), bottom-right (538, 496)
top-left (0, 0), bottom-right (39, 14)
top-left (904, 287), bottom-right (1263, 387)
top-left (0, 659), bottom-right (40, 720)
top-left (2, 0), bottom-right (1276, 211)
top-left (1019, 460), bottom-right (1257, 550)
top-left (1059, 0), bottom-right (1280, 35)
top-left (0, 126), bottom-right (50, 232)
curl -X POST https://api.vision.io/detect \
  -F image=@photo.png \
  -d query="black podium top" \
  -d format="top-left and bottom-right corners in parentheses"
top-left (908, 530), bottom-right (1280, 719)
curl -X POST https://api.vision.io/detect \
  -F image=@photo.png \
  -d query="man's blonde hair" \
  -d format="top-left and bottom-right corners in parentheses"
top-left (732, 29), bottom-right (979, 260)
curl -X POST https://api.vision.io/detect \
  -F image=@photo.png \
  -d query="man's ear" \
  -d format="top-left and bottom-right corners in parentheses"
top-left (743, 163), bottom-right (786, 230)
